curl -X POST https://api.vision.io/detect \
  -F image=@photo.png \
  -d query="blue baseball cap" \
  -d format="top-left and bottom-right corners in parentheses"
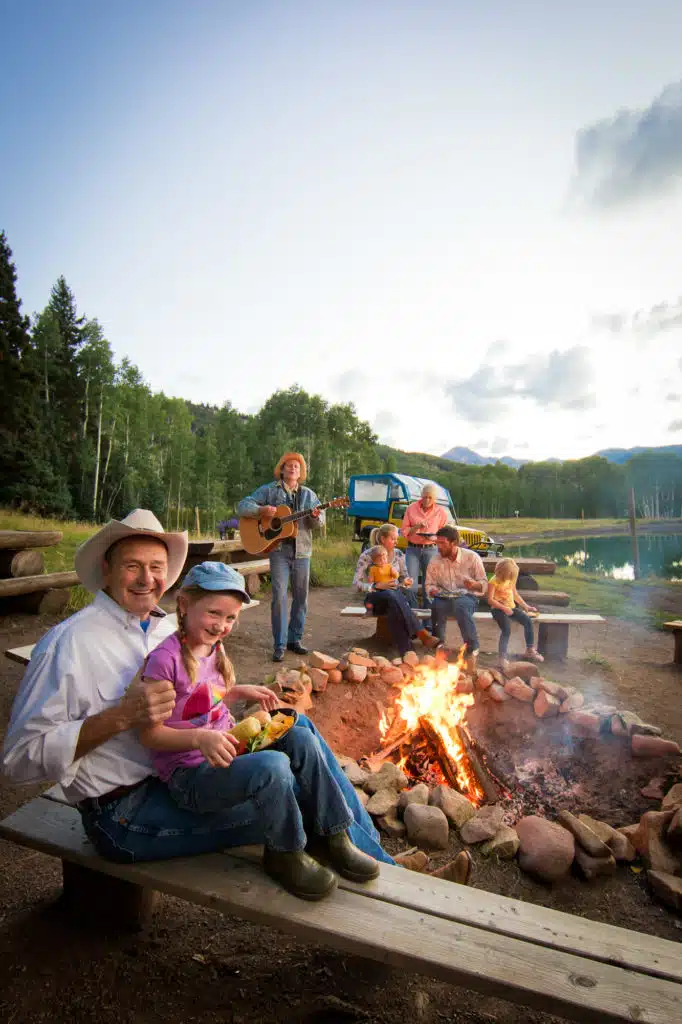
top-left (180, 561), bottom-right (251, 602)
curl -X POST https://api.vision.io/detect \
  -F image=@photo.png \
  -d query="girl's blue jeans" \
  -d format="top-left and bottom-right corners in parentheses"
top-left (491, 606), bottom-right (535, 656)
top-left (78, 716), bottom-right (394, 866)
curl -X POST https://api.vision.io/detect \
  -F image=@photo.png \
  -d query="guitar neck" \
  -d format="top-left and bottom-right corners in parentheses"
top-left (279, 501), bottom-right (333, 526)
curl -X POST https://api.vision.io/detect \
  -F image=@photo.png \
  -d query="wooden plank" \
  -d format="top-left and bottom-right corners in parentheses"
top-left (663, 621), bottom-right (682, 630)
top-left (187, 538), bottom-right (244, 556)
top-left (0, 530), bottom-right (63, 550)
top-left (1, 799), bottom-right (680, 1024)
top-left (473, 613), bottom-right (604, 624)
top-left (227, 847), bottom-right (682, 987)
top-left (0, 570), bottom-right (78, 598)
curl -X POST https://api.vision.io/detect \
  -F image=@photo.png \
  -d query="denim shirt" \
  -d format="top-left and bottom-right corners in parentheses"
top-left (237, 480), bottom-right (325, 559)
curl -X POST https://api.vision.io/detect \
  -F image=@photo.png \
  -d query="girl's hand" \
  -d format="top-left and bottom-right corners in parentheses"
top-left (197, 729), bottom-right (239, 768)
top-left (375, 580), bottom-right (398, 590)
top-left (230, 684), bottom-right (279, 711)
top-left (402, 576), bottom-right (414, 588)
top-left (526, 605), bottom-right (537, 613)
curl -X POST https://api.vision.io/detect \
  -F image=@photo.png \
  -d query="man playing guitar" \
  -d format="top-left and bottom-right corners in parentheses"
top-left (237, 452), bottom-right (323, 662)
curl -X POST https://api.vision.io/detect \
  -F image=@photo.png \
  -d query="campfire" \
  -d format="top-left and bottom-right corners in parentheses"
top-left (371, 652), bottom-right (500, 806)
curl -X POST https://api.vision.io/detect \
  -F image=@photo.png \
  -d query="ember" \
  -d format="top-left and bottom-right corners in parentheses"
top-left (373, 652), bottom-right (493, 806)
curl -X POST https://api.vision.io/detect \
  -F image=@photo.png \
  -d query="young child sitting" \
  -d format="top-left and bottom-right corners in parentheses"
top-left (138, 560), bottom-right (379, 901)
top-left (487, 558), bottom-right (544, 672)
top-left (367, 545), bottom-right (400, 587)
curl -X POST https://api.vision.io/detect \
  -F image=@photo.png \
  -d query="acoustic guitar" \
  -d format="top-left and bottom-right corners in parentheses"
top-left (239, 497), bottom-right (349, 555)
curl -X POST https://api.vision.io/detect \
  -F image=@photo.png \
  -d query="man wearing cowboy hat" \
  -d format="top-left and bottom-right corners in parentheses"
top-left (2, 509), bottom-right (393, 869)
top-left (237, 452), bottom-right (324, 662)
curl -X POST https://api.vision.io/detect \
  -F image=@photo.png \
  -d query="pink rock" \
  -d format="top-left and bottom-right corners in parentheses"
top-left (459, 804), bottom-right (505, 843)
top-left (534, 678), bottom-right (570, 700)
top-left (308, 651), bottom-right (340, 671)
top-left (420, 654), bottom-right (437, 669)
top-left (381, 666), bottom-right (404, 686)
top-left (475, 670), bottom-right (494, 690)
top-left (348, 652), bottom-right (377, 669)
top-left (534, 689), bottom-right (561, 718)
top-left (640, 777), bottom-right (666, 800)
top-left (631, 734), bottom-right (680, 758)
top-left (345, 663), bottom-right (368, 683)
top-left (403, 651), bottom-right (419, 667)
top-left (667, 808), bottom-right (682, 846)
top-left (567, 710), bottom-right (601, 736)
top-left (504, 677), bottom-right (535, 702)
top-left (559, 692), bottom-right (584, 713)
top-left (308, 668), bottom-right (329, 692)
top-left (662, 783), bottom-right (682, 811)
top-left (506, 661), bottom-right (540, 682)
top-left (629, 810), bottom-right (680, 874)
top-left (516, 815), bottom-right (576, 882)
top-left (489, 682), bottom-right (511, 702)
top-left (327, 669), bottom-right (343, 684)
top-left (648, 870), bottom-right (682, 912)
top-left (456, 677), bottom-right (474, 694)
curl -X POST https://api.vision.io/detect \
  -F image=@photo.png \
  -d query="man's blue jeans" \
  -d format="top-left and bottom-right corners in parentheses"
top-left (431, 594), bottom-right (480, 652)
top-left (269, 543), bottom-right (309, 653)
top-left (405, 544), bottom-right (437, 610)
top-left (78, 716), bottom-right (394, 866)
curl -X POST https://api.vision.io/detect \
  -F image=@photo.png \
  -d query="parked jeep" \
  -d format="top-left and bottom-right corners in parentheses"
top-left (347, 473), bottom-right (503, 554)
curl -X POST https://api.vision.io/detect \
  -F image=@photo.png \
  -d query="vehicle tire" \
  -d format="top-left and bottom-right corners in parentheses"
top-left (517, 572), bottom-right (538, 591)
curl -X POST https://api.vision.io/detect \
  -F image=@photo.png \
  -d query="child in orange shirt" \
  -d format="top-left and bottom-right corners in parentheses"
top-left (487, 558), bottom-right (543, 672)
top-left (367, 546), bottom-right (400, 587)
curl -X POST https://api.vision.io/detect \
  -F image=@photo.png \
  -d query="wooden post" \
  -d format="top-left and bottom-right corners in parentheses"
top-left (537, 622), bottom-right (569, 661)
top-left (373, 615), bottom-right (393, 643)
top-left (628, 487), bottom-right (640, 581)
top-left (194, 505), bottom-right (201, 536)
top-left (61, 861), bottom-right (159, 931)
top-left (0, 549), bottom-right (45, 577)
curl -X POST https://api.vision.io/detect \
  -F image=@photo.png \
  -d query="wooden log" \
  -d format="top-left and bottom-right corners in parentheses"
top-left (482, 557), bottom-right (556, 576)
top-left (38, 589), bottom-right (71, 615)
top-left (367, 731), bottom-right (411, 769)
top-left (245, 572), bottom-right (261, 596)
top-left (0, 548), bottom-right (45, 578)
top-left (0, 530), bottom-right (63, 550)
top-left (420, 717), bottom-right (462, 791)
top-left (373, 614), bottom-right (393, 643)
top-left (0, 570), bottom-right (79, 598)
top-left (456, 724), bottom-right (500, 805)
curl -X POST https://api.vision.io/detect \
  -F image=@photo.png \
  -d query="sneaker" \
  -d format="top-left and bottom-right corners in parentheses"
top-left (287, 642), bottom-right (309, 655)
top-left (525, 647), bottom-right (544, 664)
top-left (499, 658), bottom-right (511, 675)
top-left (272, 650), bottom-right (284, 663)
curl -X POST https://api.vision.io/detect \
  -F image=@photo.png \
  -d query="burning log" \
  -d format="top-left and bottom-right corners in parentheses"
top-left (456, 724), bottom-right (500, 805)
top-left (419, 717), bottom-right (462, 792)
top-left (367, 731), bottom-right (411, 770)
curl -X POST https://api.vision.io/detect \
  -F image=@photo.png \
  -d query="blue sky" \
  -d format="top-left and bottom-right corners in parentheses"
top-left (3, 0), bottom-right (682, 460)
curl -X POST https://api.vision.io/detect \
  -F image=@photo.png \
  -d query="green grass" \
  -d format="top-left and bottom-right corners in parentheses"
top-left (310, 535), bottom-right (359, 588)
top-left (538, 565), bottom-right (676, 629)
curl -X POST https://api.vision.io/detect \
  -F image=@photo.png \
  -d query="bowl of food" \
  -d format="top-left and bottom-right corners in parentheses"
top-left (227, 707), bottom-right (298, 754)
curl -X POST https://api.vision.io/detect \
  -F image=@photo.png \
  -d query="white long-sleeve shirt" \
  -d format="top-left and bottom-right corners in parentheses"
top-left (2, 590), bottom-right (176, 804)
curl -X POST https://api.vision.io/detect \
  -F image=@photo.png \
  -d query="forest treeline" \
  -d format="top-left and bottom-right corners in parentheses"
top-left (1, 230), bottom-right (680, 528)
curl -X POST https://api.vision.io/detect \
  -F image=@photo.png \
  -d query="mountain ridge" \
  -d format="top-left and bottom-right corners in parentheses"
top-left (440, 444), bottom-right (682, 467)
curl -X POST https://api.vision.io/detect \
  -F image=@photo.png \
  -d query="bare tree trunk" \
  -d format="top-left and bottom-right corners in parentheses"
top-left (100, 413), bottom-right (117, 505)
top-left (92, 389), bottom-right (104, 519)
top-left (43, 341), bottom-right (50, 408)
top-left (176, 451), bottom-right (183, 531)
top-left (82, 375), bottom-right (90, 440)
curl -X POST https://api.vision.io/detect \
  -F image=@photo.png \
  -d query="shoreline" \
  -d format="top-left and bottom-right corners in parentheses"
top-left (492, 520), bottom-right (682, 543)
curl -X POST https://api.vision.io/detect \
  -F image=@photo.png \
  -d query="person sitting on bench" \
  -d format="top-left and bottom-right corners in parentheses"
top-left (1, 511), bottom-right (393, 880)
top-left (426, 526), bottom-right (488, 673)
top-left (138, 559), bottom-right (379, 901)
top-left (352, 524), bottom-right (441, 655)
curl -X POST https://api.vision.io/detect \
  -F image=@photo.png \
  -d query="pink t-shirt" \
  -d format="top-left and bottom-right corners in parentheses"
top-left (143, 632), bottom-right (235, 782)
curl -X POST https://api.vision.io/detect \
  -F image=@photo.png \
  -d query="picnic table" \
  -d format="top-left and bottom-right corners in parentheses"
top-left (184, 536), bottom-right (270, 595)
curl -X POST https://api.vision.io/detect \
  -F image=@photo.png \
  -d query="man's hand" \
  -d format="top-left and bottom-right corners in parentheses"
top-left (259, 505), bottom-right (278, 519)
top-left (310, 506), bottom-right (321, 519)
top-left (462, 577), bottom-right (479, 591)
top-left (402, 576), bottom-right (414, 588)
top-left (196, 729), bottom-right (239, 768)
top-left (119, 671), bottom-right (175, 730)
top-left (427, 586), bottom-right (440, 598)
top-left (229, 684), bottom-right (279, 711)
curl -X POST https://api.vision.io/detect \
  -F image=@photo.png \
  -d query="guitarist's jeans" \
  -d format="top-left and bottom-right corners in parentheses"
top-left (269, 542), bottom-right (310, 653)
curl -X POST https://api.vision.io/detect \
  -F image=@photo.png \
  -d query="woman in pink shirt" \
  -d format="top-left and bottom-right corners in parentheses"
top-left (401, 484), bottom-right (449, 610)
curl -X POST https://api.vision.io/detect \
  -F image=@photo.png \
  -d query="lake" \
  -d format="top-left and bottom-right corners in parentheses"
top-left (507, 532), bottom-right (682, 581)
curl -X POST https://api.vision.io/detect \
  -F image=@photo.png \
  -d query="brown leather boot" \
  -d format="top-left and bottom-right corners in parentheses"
top-left (311, 831), bottom-right (380, 883)
top-left (429, 850), bottom-right (473, 885)
top-left (263, 848), bottom-right (337, 900)
top-left (394, 850), bottom-right (430, 872)
top-left (416, 629), bottom-right (443, 650)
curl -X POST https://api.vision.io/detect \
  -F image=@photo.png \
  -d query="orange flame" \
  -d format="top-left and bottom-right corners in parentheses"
top-left (378, 710), bottom-right (390, 740)
top-left (394, 651), bottom-right (484, 804)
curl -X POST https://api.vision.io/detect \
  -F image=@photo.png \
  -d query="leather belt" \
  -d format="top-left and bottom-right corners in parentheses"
top-left (408, 542), bottom-right (436, 548)
top-left (78, 778), bottom-right (149, 812)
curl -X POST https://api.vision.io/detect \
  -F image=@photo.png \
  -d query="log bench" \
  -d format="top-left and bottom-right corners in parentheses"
top-left (182, 538), bottom-right (270, 595)
top-left (340, 607), bottom-right (604, 661)
top-left (0, 530), bottom-right (74, 615)
top-left (663, 620), bottom-right (682, 667)
top-left (0, 795), bottom-right (681, 1023)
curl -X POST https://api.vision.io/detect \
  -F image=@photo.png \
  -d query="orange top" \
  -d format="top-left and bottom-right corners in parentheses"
top-left (368, 563), bottom-right (399, 585)
top-left (488, 578), bottom-right (515, 610)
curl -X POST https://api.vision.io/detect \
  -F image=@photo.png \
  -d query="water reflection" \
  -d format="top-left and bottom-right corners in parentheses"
top-left (509, 532), bottom-right (682, 581)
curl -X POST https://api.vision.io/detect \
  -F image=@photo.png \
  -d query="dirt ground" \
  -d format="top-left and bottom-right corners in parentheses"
top-left (1, 584), bottom-right (681, 1024)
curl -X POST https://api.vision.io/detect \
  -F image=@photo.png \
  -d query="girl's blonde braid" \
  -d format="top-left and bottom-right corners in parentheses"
top-left (214, 641), bottom-right (236, 691)
top-left (176, 594), bottom-right (199, 684)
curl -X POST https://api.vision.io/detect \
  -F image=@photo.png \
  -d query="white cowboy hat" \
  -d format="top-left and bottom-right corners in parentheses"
top-left (74, 509), bottom-right (189, 594)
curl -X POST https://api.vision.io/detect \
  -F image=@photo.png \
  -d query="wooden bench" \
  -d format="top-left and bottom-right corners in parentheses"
top-left (1, 795), bottom-right (681, 1023)
top-left (663, 620), bottom-right (682, 667)
top-left (182, 537), bottom-right (270, 595)
top-left (341, 607), bottom-right (605, 661)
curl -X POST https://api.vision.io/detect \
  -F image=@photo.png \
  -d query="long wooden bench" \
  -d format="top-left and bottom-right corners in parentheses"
top-left (663, 620), bottom-right (682, 667)
top-left (341, 607), bottom-right (605, 661)
top-left (1, 795), bottom-right (681, 1023)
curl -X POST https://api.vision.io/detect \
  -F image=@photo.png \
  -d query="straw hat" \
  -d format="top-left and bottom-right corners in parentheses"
top-left (273, 451), bottom-right (308, 482)
top-left (74, 509), bottom-right (188, 594)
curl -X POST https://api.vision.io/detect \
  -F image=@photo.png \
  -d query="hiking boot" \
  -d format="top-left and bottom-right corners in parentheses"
top-left (287, 642), bottom-right (309, 655)
top-left (310, 831), bottom-right (380, 883)
top-left (416, 629), bottom-right (443, 650)
top-left (272, 650), bottom-right (284, 663)
top-left (429, 850), bottom-right (473, 886)
top-left (465, 650), bottom-right (479, 675)
top-left (262, 848), bottom-right (337, 901)
top-left (394, 849), bottom-right (430, 872)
